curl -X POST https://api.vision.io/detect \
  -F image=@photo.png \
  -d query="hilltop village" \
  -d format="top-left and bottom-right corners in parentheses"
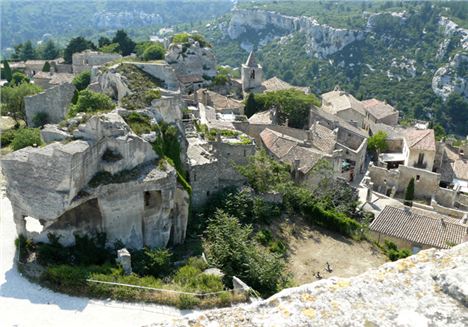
top-left (0, 32), bottom-right (467, 310)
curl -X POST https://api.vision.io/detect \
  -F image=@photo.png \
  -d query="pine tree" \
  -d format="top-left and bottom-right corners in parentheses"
top-left (2, 60), bottom-right (12, 82)
top-left (20, 41), bottom-right (35, 61)
top-left (245, 92), bottom-right (257, 118)
top-left (64, 37), bottom-right (96, 64)
top-left (404, 177), bottom-right (415, 206)
top-left (112, 30), bottom-right (136, 56)
top-left (42, 40), bottom-right (59, 60)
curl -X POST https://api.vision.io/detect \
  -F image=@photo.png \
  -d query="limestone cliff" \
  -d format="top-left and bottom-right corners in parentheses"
top-left (153, 243), bottom-right (468, 326)
top-left (226, 9), bottom-right (364, 59)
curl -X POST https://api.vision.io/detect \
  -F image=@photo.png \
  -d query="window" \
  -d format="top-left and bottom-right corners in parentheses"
top-left (250, 69), bottom-right (255, 79)
top-left (193, 172), bottom-right (197, 182)
top-left (416, 175), bottom-right (420, 182)
top-left (417, 153), bottom-right (424, 165)
top-left (243, 149), bottom-right (246, 157)
top-left (206, 191), bottom-right (210, 196)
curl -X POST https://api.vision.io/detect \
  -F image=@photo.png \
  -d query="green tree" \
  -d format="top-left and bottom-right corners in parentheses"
top-left (112, 30), bottom-right (135, 56)
top-left (64, 37), bottom-right (95, 64)
top-left (20, 41), bottom-right (36, 61)
top-left (72, 70), bottom-right (91, 91)
top-left (41, 40), bottom-right (59, 60)
top-left (42, 61), bottom-right (51, 72)
top-left (236, 149), bottom-right (291, 193)
top-left (0, 82), bottom-right (42, 120)
top-left (99, 43), bottom-right (119, 54)
top-left (142, 44), bottom-right (165, 61)
top-left (203, 210), bottom-right (286, 296)
top-left (404, 177), bottom-right (415, 206)
top-left (69, 89), bottom-right (115, 116)
top-left (11, 128), bottom-right (43, 151)
top-left (244, 92), bottom-right (257, 118)
top-left (367, 131), bottom-right (388, 158)
top-left (2, 60), bottom-right (12, 82)
top-left (98, 36), bottom-right (111, 48)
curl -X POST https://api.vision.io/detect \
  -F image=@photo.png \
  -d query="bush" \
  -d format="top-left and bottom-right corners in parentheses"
top-left (68, 90), bottom-right (115, 117)
top-left (124, 112), bottom-right (154, 135)
top-left (0, 82), bottom-right (42, 120)
top-left (37, 234), bottom-right (70, 266)
top-left (11, 128), bottom-right (42, 151)
top-left (42, 61), bottom-right (51, 72)
top-left (11, 71), bottom-right (30, 86)
top-left (15, 234), bottom-right (34, 262)
top-left (131, 248), bottom-right (172, 278)
top-left (1, 129), bottom-right (16, 148)
top-left (383, 240), bottom-right (411, 261)
top-left (32, 112), bottom-right (48, 127)
top-left (72, 70), bottom-right (91, 91)
top-left (142, 44), bottom-right (165, 61)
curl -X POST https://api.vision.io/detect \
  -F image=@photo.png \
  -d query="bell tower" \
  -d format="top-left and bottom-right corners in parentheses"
top-left (241, 51), bottom-right (263, 93)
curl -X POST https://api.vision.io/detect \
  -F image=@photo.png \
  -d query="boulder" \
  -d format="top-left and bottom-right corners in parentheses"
top-left (40, 124), bottom-right (71, 143)
top-left (116, 248), bottom-right (132, 275)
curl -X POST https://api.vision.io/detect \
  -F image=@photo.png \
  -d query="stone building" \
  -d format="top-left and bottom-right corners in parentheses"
top-left (260, 126), bottom-right (342, 188)
top-left (241, 51), bottom-right (263, 94)
top-left (1, 113), bottom-right (189, 249)
top-left (369, 206), bottom-right (467, 253)
top-left (195, 89), bottom-right (245, 115)
top-left (186, 131), bottom-right (255, 208)
top-left (72, 50), bottom-right (122, 74)
top-left (321, 88), bottom-right (366, 128)
top-left (362, 98), bottom-right (399, 127)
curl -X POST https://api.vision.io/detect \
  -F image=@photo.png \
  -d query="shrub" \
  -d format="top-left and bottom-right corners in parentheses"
top-left (1, 129), bottom-right (16, 148)
top-left (15, 234), bottom-right (34, 262)
top-left (11, 71), bottom-right (30, 86)
top-left (213, 74), bottom-right (228, 86)
top-left (131, 248), bottom-right (172, 278)
top-left (32, 112), bottom-right (48, 127)
top-left (99, 43), bottom-right (120, 54)
top-left (124, 112), bottom-right (153, 135)
top-left (68, 90), bottom-right (115, 117)
top-left (11, 128), bottom-right (42, 151)
top-left (37, 234), bottom-right (70, 266)
top-left (142, 44), bottom-right (165, 61)
top-left (383, 240), bottom-right (411, 261)
top-left (72, 70), bottom-right (91, 91)
top-left (42, 265), bottom-right (88, 288)
top-left (0, 82), bottom-right (42, 120)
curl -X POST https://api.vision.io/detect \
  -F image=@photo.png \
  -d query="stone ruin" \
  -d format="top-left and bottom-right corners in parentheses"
top-left (1, 112), bottom-right (189, 249)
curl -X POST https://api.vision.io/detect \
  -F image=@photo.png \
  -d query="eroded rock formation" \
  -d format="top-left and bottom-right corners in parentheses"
top-left (153, 243), bottom-right (468, 326)
top-left (1, 112), bottom-right (189, 248)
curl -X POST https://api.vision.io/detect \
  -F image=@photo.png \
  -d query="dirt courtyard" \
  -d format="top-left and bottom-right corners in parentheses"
top-left (273, 216), bottom-right (387, 286)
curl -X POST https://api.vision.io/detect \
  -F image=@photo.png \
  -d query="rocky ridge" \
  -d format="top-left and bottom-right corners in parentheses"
top-left (152, 243), bottom-right (468, 327)
top-left (226, 9), bottom-right (364, 59)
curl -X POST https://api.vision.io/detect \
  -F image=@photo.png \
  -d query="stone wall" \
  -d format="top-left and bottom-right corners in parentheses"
top-left (72, 51), bottom-right (122, 74)
top-left (24, 83), bottom-right (76, 126)
top-left (397, 165), bottom-right (440, 200)
top-left (133, 62), bottom-right (180, 91)
top-left (406, 148), bottom-right (435, 172)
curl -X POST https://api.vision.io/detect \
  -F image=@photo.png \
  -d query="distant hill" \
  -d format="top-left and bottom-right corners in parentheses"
top-left (0, 0), bottom-right (233, 52)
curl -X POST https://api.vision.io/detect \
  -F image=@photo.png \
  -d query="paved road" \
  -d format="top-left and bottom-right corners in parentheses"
top-left (0, 190), bottom-right (187, 327)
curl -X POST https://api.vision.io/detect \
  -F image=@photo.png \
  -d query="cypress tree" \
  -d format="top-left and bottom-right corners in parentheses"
top-left (404, 177), bottom-right (415, 206)
top-left (42, 61), bottom-right (51, 72)
top-left (245, 92), bottom-right (257, 118)
top-left (2, 60), bottom-right (12, 82)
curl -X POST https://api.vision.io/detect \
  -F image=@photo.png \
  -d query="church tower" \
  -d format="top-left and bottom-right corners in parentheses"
top-left (241, 51), bottom-right (263, 93)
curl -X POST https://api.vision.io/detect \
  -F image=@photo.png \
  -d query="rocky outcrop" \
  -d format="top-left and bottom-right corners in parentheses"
top-left (165, 40), bottom-right (217, 78)
top-left (227, 9), bottom-right (364, 59)
top-left (432, 53), bottom-right (468, 101)
top-left (1, 112), bottom-right (188, 249)
top-left (97, 65), bottom-right (132, 101)
top-left (24, 82), bottom-right (76, 126)
top-left (153, 243), bottom-right (468, 326)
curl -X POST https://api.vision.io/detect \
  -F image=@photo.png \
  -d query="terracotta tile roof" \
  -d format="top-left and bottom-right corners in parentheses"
top-left (370, 206), bottom-right (467, 249)
top-left (362, 98), bottom-right (398, 120)
top-left (248, 110), bottom-right (273, 124)
top-left (309, 122), bottom-right (337, 154)
top-left (321, 90), bottom-right (366, 116)
top-left (404, 129), bottom-right (436, 151)
top-left (178, 74), bottom-right (203, 84)
top-left (260, 128), bottom-right (329, 174)
top-left (262, 76), bottom-right (309, 93)
top-left (310, 106), bottom-right (368, 138)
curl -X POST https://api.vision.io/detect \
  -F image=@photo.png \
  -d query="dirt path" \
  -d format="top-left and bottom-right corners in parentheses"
top-left (274, 216), bottom-right (387, 285)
